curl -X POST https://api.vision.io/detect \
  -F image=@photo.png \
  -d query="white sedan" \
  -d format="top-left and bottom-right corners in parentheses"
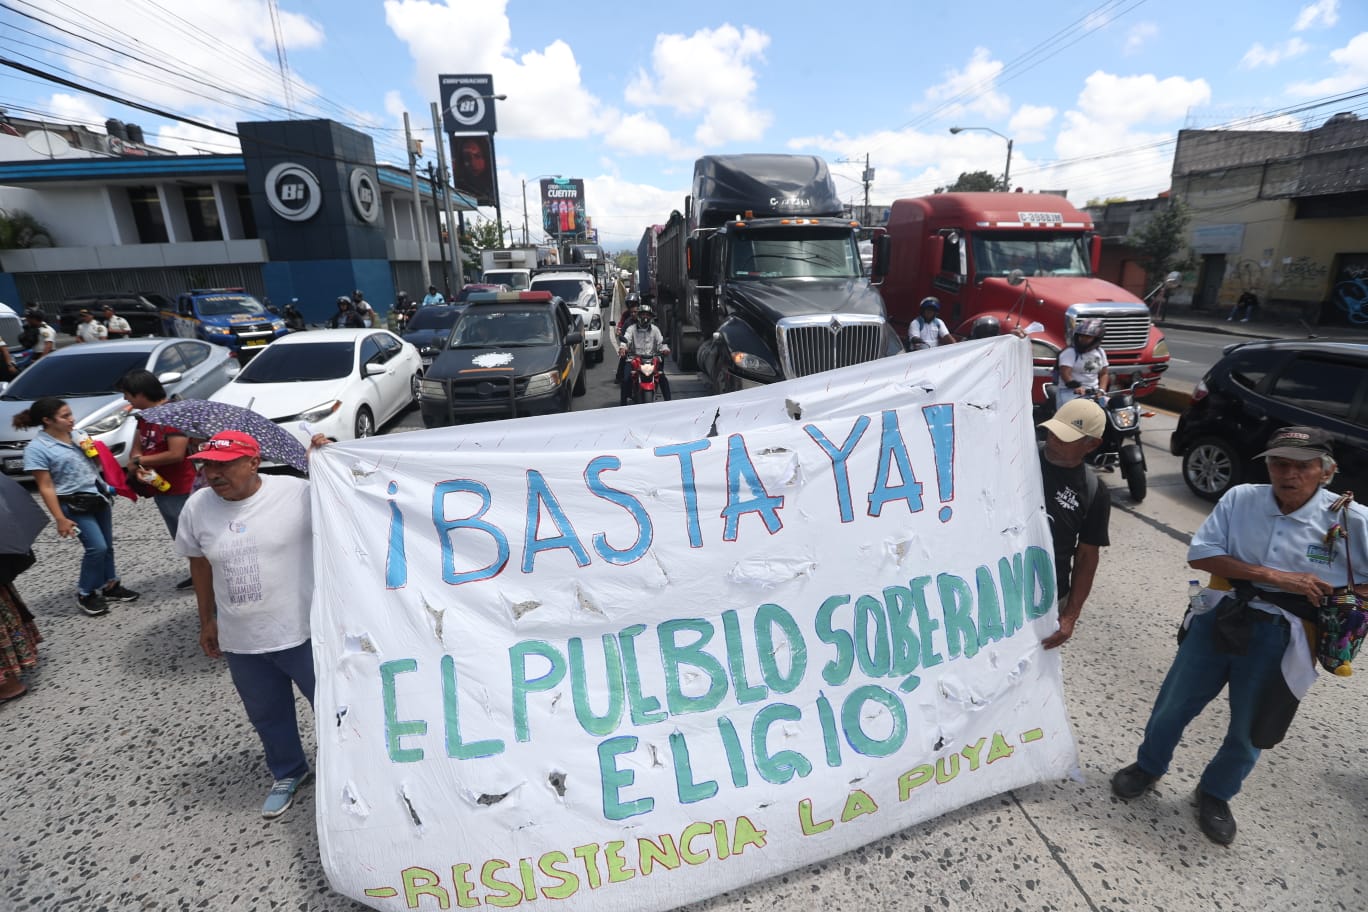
top-left (210, 329), bottom-right (421, 442)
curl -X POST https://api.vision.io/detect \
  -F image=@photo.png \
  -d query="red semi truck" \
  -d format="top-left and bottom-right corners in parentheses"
top-left (871, 192), bottom-right (1169, 399)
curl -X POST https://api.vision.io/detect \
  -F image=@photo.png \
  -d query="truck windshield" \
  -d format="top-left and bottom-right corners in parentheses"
top-left (196, 294), bottom-right (267, 317)
top-left (971, 232), bottom-right (1090, 279)
top-left (728, 228), bottom-right (860, 280)
top-left (531, 279), bottom-right (592, 301)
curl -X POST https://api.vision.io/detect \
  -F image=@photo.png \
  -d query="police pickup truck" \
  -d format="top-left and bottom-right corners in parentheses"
top-left (161, 288), bottom-right (288, 358)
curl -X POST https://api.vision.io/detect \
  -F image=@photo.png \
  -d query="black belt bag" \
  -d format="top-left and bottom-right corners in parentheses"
top-left (59, 491), bottom-right (111, 514)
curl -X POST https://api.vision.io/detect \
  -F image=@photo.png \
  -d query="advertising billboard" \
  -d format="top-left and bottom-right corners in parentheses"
top-left (451, 133), bottom-right (496, 208)
top-left (439, 73), bottom-right (498, 135)
top-left (541, 177), bottom-right (587, 240)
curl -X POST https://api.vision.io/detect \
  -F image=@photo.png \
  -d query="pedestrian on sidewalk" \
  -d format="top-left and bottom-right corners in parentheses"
top-left (74, 309), bottom-right (107, 344)
top-left (176, 429), bottom-right (329, 819)
top-left (1111, 426), bottom-right (1368, 845)
top-left (1228, 290), bottom-right (1258, 323)
top-left (0, 548), bottom-right (41, 703)
top-left (101, 305), bottom-right (131, 339)
top-left (116, 369), bottom-right (196, 590)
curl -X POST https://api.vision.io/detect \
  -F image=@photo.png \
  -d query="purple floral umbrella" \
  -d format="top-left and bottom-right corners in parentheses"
top-left (138, 400), bottom-right (310, 473)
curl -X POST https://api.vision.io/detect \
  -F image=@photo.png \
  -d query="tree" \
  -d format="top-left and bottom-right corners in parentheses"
top-left (1125, 200), bottom-right (1192, 288)
top-left (458, 218), bottom-right (504, 279)
top-left (935, 170), bottom-right (1004, 193)
top-left (615, 253), bottom-right (638, 275)
top-left (0, 208), bottom-right (53, 249)
top-left (1084, 196), bottom-right (1129, 207)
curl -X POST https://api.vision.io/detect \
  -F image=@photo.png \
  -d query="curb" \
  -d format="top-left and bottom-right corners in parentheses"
top-left (1141, 383), bottom-right (1193, 414)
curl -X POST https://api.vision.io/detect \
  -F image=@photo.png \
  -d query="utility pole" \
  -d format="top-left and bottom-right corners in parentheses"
top-left (430, 101), bottom-right (462, 294)
top-left (862, 153), bottom-right (873, 220)
top-left (403, 111), bottom-right (431, 291)
top-left (521, 178), bottom-right (529, 246)
top-left (425, 161), bottom-right (451, 296)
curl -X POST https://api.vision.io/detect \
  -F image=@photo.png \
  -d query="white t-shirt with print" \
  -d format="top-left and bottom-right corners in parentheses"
top-left (1056, 345), bottom-right (1109, 404)
top-left (175, 474), bottom-right (314, 654)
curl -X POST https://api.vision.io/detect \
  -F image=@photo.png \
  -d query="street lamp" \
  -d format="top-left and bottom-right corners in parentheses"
top-left (949, 126), bottom-right (1013, 191)
top-left (478, 93), bottom-right (509, 246)
top-left (522, 174), bottom-right (561, 246)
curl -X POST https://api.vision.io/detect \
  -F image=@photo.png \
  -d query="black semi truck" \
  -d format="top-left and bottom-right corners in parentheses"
top-left (653, 153), bottom-right (901, 392)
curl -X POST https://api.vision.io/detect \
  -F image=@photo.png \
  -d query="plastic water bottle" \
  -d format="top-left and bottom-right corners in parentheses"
top-left (1188, 579), bottom-right (1207, 613)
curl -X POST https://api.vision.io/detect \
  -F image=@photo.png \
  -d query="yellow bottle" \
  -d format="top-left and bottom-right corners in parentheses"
top-left (76, 434), bottom-right (98, 458)
top-left (138, 467), bottom-right (172, 493)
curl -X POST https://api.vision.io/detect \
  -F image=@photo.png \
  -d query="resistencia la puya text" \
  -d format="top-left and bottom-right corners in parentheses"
top-left (380, 406), bottom-right (961, 588)
top-left (380, 545), bottom-right (1055, 821)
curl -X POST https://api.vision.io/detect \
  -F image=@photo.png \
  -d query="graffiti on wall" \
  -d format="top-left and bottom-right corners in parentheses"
top-left (1277, 256), bottom-right (1328, 288)
top-left (1334, 254), bottom-right (1368, 325)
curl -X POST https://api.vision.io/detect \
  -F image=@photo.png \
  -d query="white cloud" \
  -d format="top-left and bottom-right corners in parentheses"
top-left (576, 175), bottom-right (686, 247)
top-left (45, 94), bottom-right (107, 131)
top-left (923, 48), bottom-right (1010, 121)
top-left (601, 111), bottom-right (684, 158)
top-left (1287, 31), bottom-right (1368, 95)
top-left (1295, 0), bottom-right (1339, 30)
top-left (1124, 22), bottom-right (1159, 55)
top-left (152, 121), bottom-right (241, 156)
top-left (1008, 105), bottom-right (1057, 143)
top-left (624, 25), bottom-right (771, 146)
top-left (1240, 38), bottom-right (1310, 68)
top-left (1075, 71), bottom-right (1212, 127)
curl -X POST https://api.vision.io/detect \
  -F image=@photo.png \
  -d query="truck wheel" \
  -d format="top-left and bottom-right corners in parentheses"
top-left (672, 320), bottom-right (697, 372)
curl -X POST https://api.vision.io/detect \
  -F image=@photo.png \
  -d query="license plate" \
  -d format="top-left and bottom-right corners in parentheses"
top-left (3, 456), bottom-right (23, 473)
top-left (244, 339), bottom-right (268, 347)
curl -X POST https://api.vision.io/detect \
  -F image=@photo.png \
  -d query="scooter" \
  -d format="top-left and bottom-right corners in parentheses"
top-left (282, 299), bottom-right (306, 332)
top-left (1038, 381), bottom-right (1148, 502)
top-left (626, 354), bottom-right (665, 404)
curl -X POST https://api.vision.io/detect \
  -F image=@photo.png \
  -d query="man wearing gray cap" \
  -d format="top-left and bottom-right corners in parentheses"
top-left (1112, 426), bottom-right (1368, 845)
top-left (1037, 397), bottom-right (1111, 650)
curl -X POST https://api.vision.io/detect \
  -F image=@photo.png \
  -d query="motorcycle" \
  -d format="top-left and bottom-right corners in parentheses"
top-left (626, 354), bottom-right (666, 405)
top-left (282, 299), bottom-right (306, 332)
top-left (1037, 381), bottom-right (1148, 502)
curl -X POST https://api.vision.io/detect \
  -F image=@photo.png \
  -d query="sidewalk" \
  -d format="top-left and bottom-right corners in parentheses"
top-left (1143, 306), bottom-right (1368, 412)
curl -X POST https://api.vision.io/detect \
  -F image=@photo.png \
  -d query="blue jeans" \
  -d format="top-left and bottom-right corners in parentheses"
top-left (153, 493), bottom-right (191, 539)
top-left (225, 640), bottom-right (316, 781)
top-left (61, 501), bottom-right (117, 596)
top-left (1135, 608), bottom-right (1290, 801)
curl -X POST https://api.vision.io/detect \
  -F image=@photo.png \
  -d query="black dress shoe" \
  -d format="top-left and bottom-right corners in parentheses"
top-left (1196, 790), bottom-right (1236, 845)
top-left (1111, 762), bottom-right (1160, 799)
top-left (175, 577), bottom-right (194, 590)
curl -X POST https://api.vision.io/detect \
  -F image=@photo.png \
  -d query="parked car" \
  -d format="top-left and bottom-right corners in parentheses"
top-left (529, 270), bottom-right (605, 363)
top-left (0, 338), bottom-right (236, 474)
top-left (1171, 339), bottom-right (1368, 501)
top-left (418, 291), bottom-right (585, 427)
top-left (209, 328), bottom-right (421, 442)
top-left (402, 304), bottom-right (466, 372)
top-left (59, 292), bottom-right (171, 337)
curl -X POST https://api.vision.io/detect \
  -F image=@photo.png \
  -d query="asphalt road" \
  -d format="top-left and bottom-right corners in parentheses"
top-left (5, 352), bottom-right (1366, 912)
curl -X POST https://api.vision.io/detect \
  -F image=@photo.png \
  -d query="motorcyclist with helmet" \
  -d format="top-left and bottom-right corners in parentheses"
top-left (907, 296), bottom-right (955, 351)
top-left (618, 304), bottom-right (671, 405)
top-left (327, 296), bottom-right (366, 329)
top-left (1056, 317), bottom-right (1109, 408)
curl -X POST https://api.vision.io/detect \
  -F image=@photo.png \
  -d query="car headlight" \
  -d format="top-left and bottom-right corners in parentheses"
top-left (1152, 338), bottom-right (1170, 358)
top-left (271, 320), bottom-right (286, 331)
top-left (419, 378), bottom-right (446, 398)
top-left (523, 369), bottom-right (561, 397)
top-left (80, 406), bottom-right (131, 436)
top-left (201, 324), bottom-right (231, 335)
top-left (279, 400), bottom-right (341, 423)
top-left (731, 352), bottom-right (779, 381)
top-left (589, 313), bottom-right (602, 331)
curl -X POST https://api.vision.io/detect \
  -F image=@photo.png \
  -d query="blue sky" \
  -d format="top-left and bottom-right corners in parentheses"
top-left (3, 0), bottom-right (1367, 247)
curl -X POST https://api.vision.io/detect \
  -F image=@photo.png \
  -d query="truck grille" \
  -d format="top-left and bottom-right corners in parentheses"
top-left (446, 375), bottom-right (524, 402)
top-left (1068, 306), bottom-right (1152, 352)
top-left (776, 315), bottom-right (892, 379)
top-left (232, 323), bottom-right (274, 338)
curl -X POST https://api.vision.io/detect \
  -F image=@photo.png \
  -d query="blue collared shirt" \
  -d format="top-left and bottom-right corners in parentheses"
top-left (22, 430), bottom-right (103, 495)
top-left (1189, 484), bottom-right (1368, 612)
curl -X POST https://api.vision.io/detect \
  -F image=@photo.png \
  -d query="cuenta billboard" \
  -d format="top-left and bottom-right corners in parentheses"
top-left (541, 178), bottom-right (587, 240)
top-left (311, 338), bottom-right (1080, 911)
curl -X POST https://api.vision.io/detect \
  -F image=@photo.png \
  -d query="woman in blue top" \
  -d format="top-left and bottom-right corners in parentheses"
top-left (15, 397), bottom-right (139, 617)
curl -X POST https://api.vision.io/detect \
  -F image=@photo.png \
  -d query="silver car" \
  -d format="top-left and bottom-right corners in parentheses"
top-left (0, 338), bottom-right (237, 476)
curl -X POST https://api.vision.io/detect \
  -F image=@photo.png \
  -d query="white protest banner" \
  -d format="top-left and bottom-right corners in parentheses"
top-left (310, 336), bottom-right (1079, 911)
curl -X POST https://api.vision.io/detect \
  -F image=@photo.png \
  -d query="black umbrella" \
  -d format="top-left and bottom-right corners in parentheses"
top-left (0, 473), bottom-right (49, 555)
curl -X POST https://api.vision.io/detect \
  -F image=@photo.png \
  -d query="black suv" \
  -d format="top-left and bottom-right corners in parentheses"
top-left (59, 292), bottom-right (169, 336)
top-left (1171, 339), bottom-right (1368, 500)
top-left (417, 291), bottom-right (585, 426)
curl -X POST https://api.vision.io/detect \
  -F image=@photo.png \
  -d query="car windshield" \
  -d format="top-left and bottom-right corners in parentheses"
top-left (727, 228), bottom-right (861, 279)
top-left (971, 232), bottom-right (1091, 278)
top-left (407, 308), bottom-right (461, 332)
top-left (2, 351), bottom-right (150, 399)
top-left (450, 310), bottom-right (556, 347)
top-left (532, 279), bottom-right (592, 300)
top-left (233, 341), bottom-right (354, 382)
top-left (196, 294), bottom-right (267, 317)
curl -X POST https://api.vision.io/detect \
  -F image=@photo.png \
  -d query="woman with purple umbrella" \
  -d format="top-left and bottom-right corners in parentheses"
top-left (136, 399), bottom-right (310, 474)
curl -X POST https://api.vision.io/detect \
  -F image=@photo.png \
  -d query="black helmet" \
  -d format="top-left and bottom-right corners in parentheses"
top-left (397, 290), bottom-right (408, 300)
top-left (969, 316), bottom-right (1001, 339)
top-left (637, 305), bottom-right (654, 318)
top-left (352, 289), bottom-right (364, 300)
top-left (626, 292), bottom-right (641, 304)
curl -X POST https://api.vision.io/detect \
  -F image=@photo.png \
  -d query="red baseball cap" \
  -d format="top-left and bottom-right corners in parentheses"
top-left (188, 430), bottom-right (261, 462)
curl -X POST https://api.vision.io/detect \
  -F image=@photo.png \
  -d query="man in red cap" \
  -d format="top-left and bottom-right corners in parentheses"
top-left (175, 429), bottom-right (327, 819)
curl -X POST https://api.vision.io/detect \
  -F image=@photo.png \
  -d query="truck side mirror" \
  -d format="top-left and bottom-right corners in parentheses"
top-left (872, 235), bottom-right (891, 281)
top-left (1089, 234), bottom-right (1102, 275)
